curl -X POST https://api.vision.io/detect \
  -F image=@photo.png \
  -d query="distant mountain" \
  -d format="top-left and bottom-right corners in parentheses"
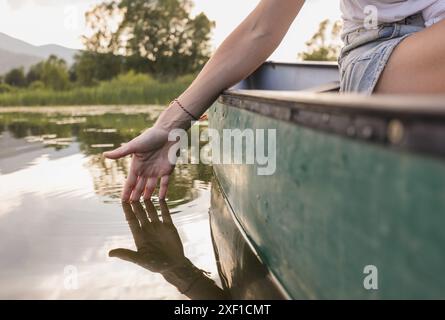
top-left (0, 48), bottom-right (43, 75)
top-left (0, 32), bottom-right (79, 75)
top-left (35, 44), bottom-right (79, 65)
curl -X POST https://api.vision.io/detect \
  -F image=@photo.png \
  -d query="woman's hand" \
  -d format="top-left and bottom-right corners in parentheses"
top-left (103, 125), bottom-right (176, 201)
top-left (103, 0), bottom-right (306, 201)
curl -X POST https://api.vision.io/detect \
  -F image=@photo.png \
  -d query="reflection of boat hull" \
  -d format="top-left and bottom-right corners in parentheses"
top-left (208, 62), bottom-right (445, 299)
top-left (210, 179), bottom-right (287, 300)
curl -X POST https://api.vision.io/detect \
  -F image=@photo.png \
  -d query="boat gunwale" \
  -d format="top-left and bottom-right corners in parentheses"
top-left (218, 90), bottom-right (445, 158)
top-left (262, 60), bottom-right (339, 69)
top-left (221, 90), bottom-right (445, 119)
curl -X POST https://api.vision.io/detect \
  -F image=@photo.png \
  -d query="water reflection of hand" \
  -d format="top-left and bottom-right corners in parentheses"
top-left (103, 127), bottom-right (175, 201)
top-left (110, 200), bottom-right (226, 299)
top-left (110, 200), bottom-right (185, 273)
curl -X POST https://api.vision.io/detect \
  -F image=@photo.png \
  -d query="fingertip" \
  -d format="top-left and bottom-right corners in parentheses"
top-left (103, 150), bottom-right (117, 160)
top-left (104, 144), bottom-right (132, 160)
top-left (128, 194), bottom-right (138, 202)
top-left (121, 194), bottom-right (131, 202)
top-left (109, 248), bottom-right (125, 258)
top-left (144, 188), bottom-right (155, 200)
top-left (159, 176), bottom-right (169, 200)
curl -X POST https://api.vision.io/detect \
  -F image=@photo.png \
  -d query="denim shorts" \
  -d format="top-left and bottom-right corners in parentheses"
top-left (339, 14), bottom-right (425, 94)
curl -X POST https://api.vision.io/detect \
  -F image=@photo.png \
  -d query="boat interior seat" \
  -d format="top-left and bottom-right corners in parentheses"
top-left (234, 62), bottom-right (340, 93)
top-left (303, 81), bottom-right (340, 93)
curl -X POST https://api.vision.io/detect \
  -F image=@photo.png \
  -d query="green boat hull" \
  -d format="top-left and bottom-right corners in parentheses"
top-left (208, 85), bottom-right (445, 299)
top-left (210, 179), bottom-right (287, 299)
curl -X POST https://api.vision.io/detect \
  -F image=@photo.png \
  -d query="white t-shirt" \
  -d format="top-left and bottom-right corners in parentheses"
top-left (341, 0), bottom-right (445, 33)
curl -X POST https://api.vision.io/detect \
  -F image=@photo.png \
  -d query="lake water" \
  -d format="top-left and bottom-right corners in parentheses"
top-left (0, 106), bottom-right (220, 299)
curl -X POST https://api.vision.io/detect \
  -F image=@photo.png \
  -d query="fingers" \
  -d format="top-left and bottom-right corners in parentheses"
top-left (131, 201), bottom-right (151, 228)
top-left (103, 142), bottom-right (133, 160)
top-left (121, 202), bottom-right (148, 246)
top-left (159, 200), bottom-right (173, 224)
top-left (143, 177), bottom-right (158, 200)
top-left (122, 202), bottom-right (138, 223)
top-left (122, 170), bottom-right (138, 202)
top-left (124, 174), bottom-right (170, 202)
top-left (158, 175), bottom-right (170, 200)
top-left (109, 248), bottom-right (139, 263)
top-left (144, 199), bottom-right (160, 222)
top-left (130, 176), bottom-right (147, 202)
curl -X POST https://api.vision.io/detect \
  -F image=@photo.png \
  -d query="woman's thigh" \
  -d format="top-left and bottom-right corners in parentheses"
top-left (375, 19), bottom-right (445, 94)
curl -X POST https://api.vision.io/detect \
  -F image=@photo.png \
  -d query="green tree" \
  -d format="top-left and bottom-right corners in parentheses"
top-left (29, 80), bottom-right (45, 90)
top-left (72, 51), bottom-right (123, 86)
top-left (0, 83), bottom-right (15, 94)
top-left (82, 0), bottom-right (214, 77)
top-left (122, 54), bottom-right (152, 74)
top-left (40, 55), bottom-right (70, 90)
top-left (5, 67), bottom-right (26, 87)
top-left (26, 61), bottom-right (44, 85)
top-left (299, 19), bottom-right (343, 62)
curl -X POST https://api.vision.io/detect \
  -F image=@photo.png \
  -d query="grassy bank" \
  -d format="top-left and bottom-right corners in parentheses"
top-left (0, 72), bottom-right (194, 106)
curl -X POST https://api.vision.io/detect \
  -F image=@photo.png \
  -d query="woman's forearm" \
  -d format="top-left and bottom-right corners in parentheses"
top-left (158, 0), bottom-right (305, 130)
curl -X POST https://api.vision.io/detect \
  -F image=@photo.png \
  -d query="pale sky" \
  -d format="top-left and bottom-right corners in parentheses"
top-left (0, 0), bottom-right (341, 62)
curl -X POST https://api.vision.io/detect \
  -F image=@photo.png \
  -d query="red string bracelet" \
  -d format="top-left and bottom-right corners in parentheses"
top-left (173, 99), bottom-right (199, 121)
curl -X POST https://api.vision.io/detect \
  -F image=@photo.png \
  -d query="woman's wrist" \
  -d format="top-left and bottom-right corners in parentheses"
top-left (154, 100), bottom-right (195, 131)
top-left (161, 258), bottom-right (208, 294)
top-left (173, 99), bottom-right (199, 121)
